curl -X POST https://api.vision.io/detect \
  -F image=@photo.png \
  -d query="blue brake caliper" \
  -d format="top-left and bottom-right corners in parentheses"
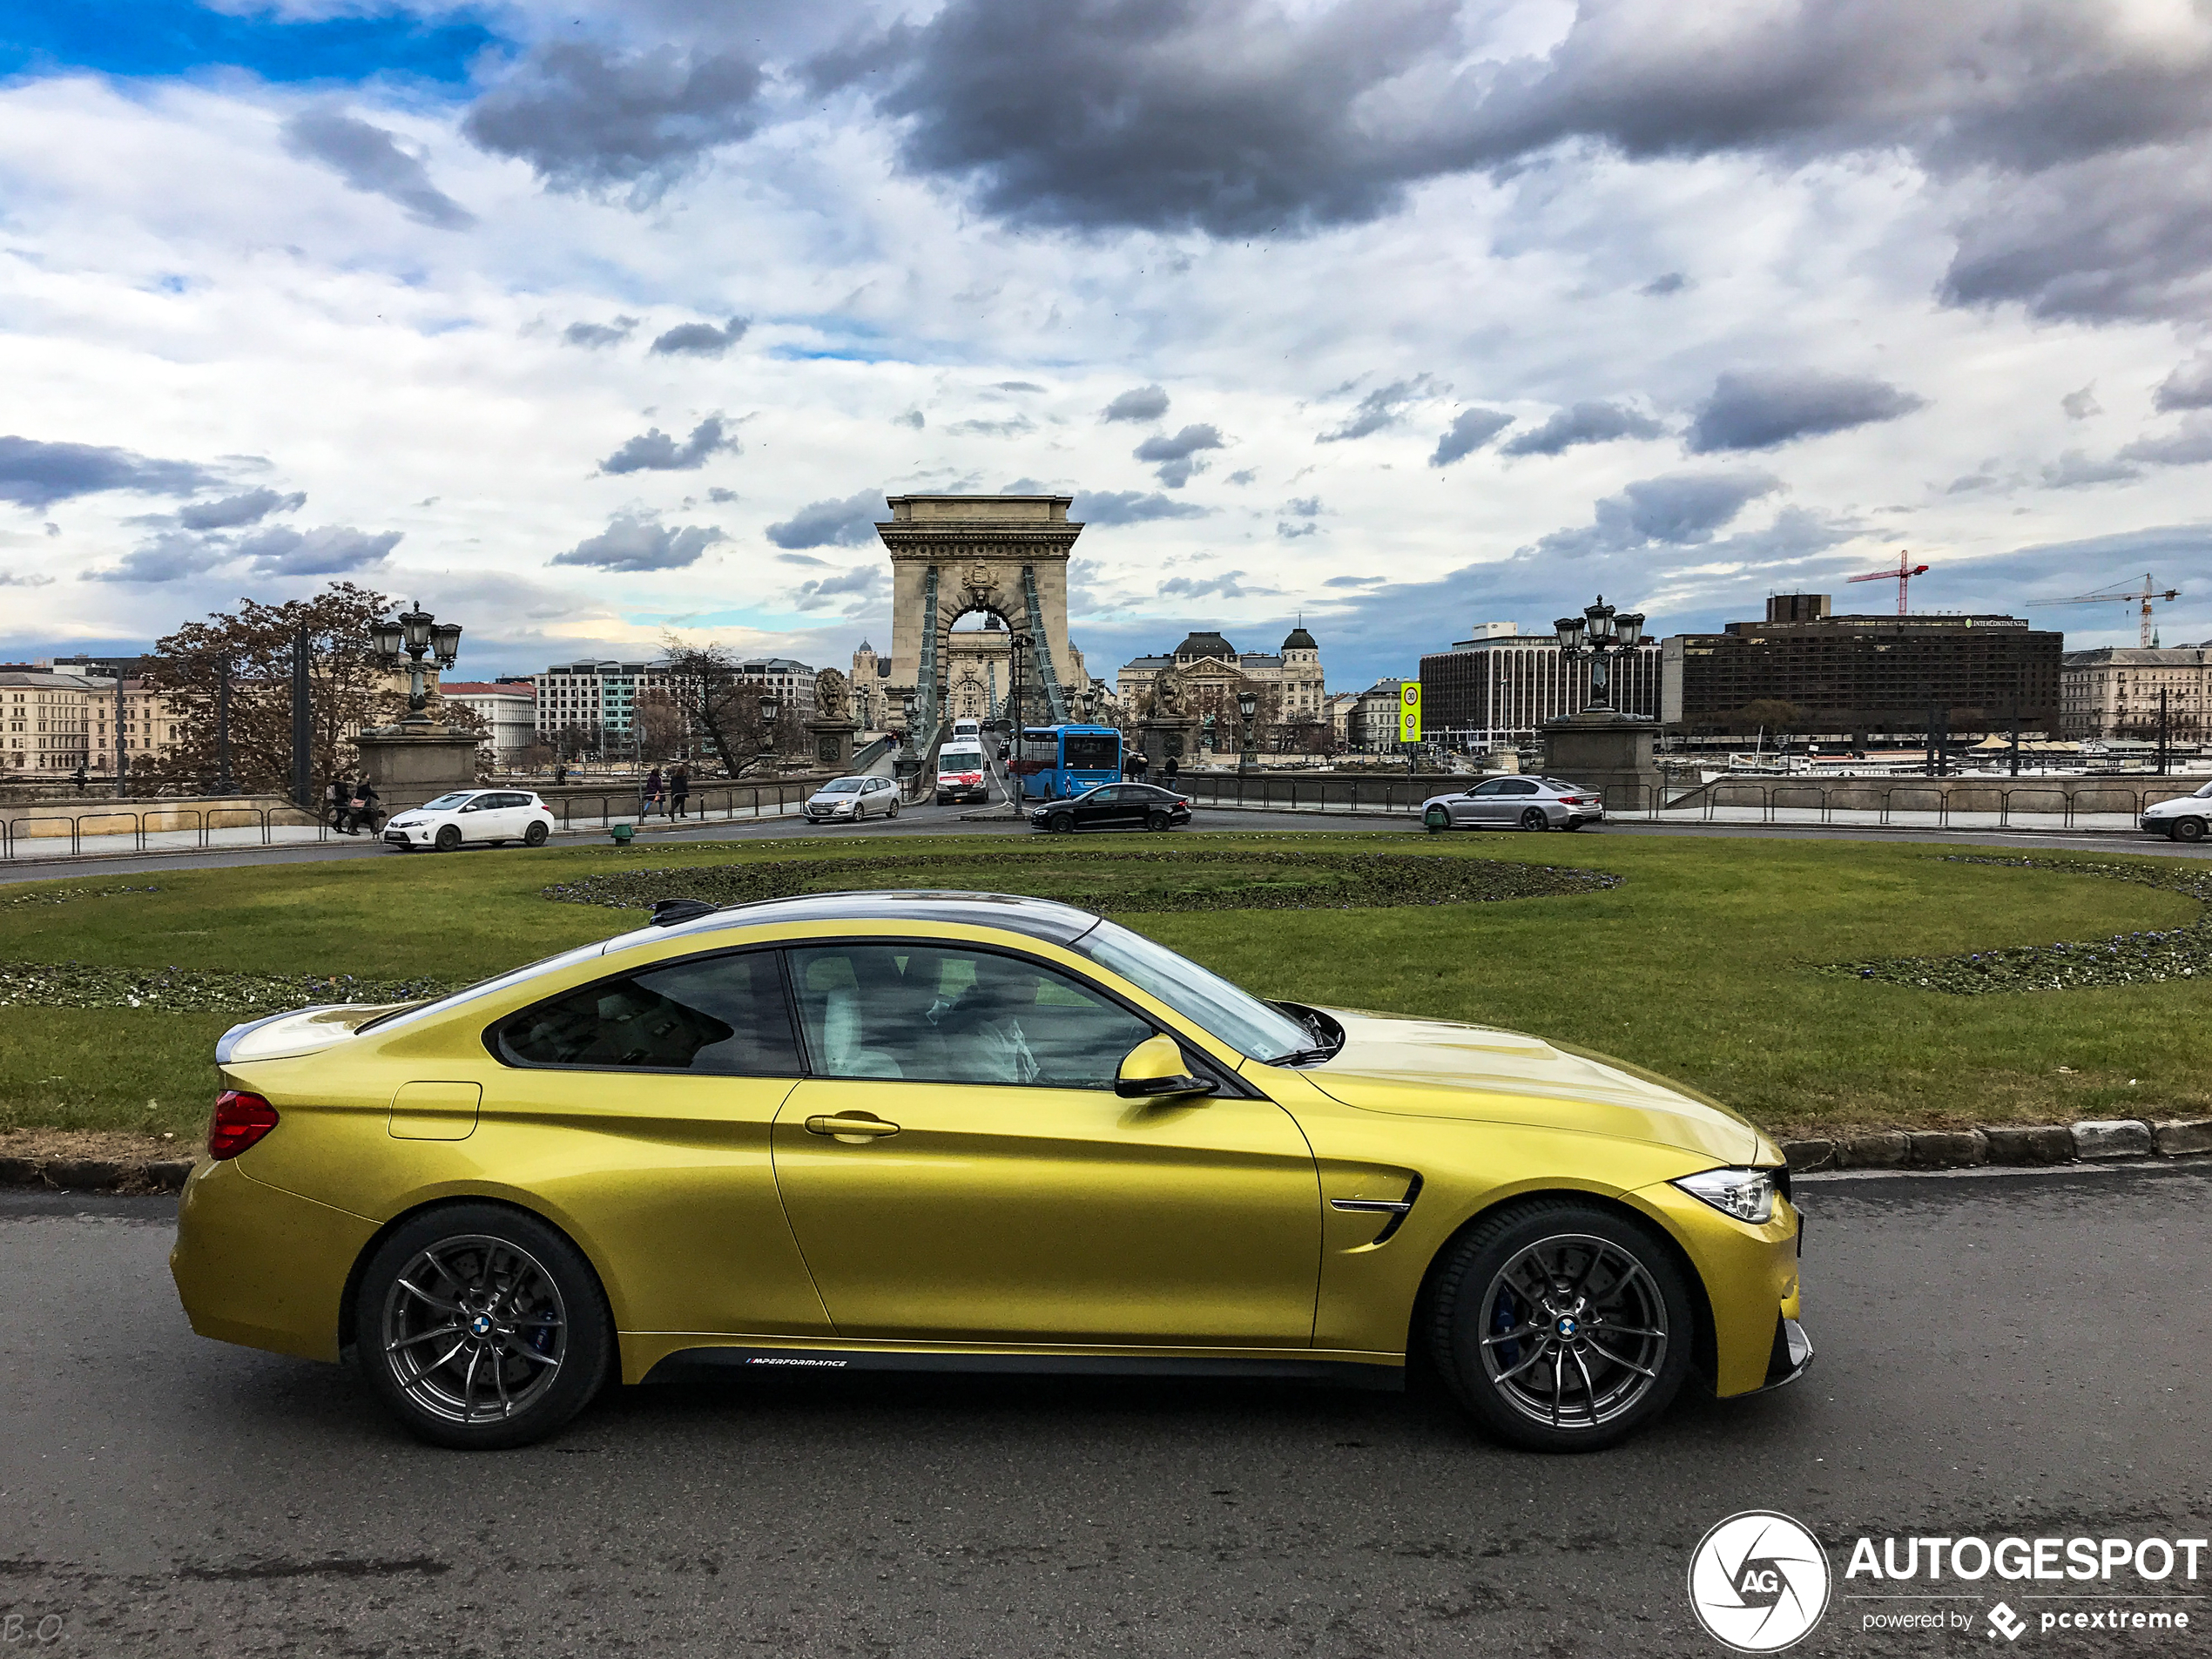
top-left (1490, 1289), bottom-right (1523, 1368)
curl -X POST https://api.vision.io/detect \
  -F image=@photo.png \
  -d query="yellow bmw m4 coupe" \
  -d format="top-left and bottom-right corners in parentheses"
top-left (172, 890), bottom-right (1810, 1452)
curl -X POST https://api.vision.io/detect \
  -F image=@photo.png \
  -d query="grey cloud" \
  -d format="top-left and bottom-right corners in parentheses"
top-left (1133, 422), bottom-right (1224, 487)
top-left (175, 488), bottom-right (304, 531)
top-left (1641, 273), bottom-right (1688, 296)
top-left (2118, 412), bottom-right (2212, 467)
top-left (1072, 490), bottom-right (1212, 525)
top-left (1430, 407), bottom-right (1514, 467)
top-left (0, 435), bottom-right (220, 508)
top-left (1318, 376), bottom-right (1439, 443)
top-left (81, 531), bottom-right (233, 584)
top-left (237, 524), bottom-right (401, 575)
top-left (894, 408), bottom-right (926, 428)
top-left (1224, 468), bottom-right (1257, 485)
top-left (1686, 370), bottom-right (1924, 453)
top-left (1530, 470), bottom-right (1784, 558)
top-left (43, 523), bottom-right (57, 536)
top-left (1501, 400), bottom-right (1663, 457)
top-left (1324, 574), bottom-right (1384, 587)
top-left (551, 513), bottom-right (725, 571)
top-left (650, 316), bottom-right (749, 357)
top-left (707, 486), bottom-right (740, 502)
top-left (598, 415), bottom-right (738, 474)
top-left (280, 108), bottom-right (474, 230)
top-left (2155, 354), bottom-right (2212, 412)
top-left (2061, 385), bottom-right (2102, 420)
top-left (766, 490), bottom-right (884, 550)
top-left (775, 552), bottom-right (830, 566)
top-left (1159, 569), bottom-right (1273, 598)
top-left (464, 42), bottom-right (765, 201)
top-left (1940, 145), bottom-right (2212, 323)
top-left (1102, 384), bottom-right (1170, 423)
top-left (994, 380), bottom-right (1046, 392)
top-left (944, 415), bottom-right (1035, 437)
top-left (1283, 496), bottom-right (1322, 517)
top-left (2041, 450), bottom-right (2140, 488)
top-left (1277, 521), bottom-right (1318, 540)
top-left (564, 317), bottom-right (637, 348)
top-left (0, 570), bottom-right (53, 587)
top-left (791, 564), bottom-right (888, 611)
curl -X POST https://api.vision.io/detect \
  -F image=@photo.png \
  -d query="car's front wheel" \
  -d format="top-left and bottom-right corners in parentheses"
top-left (1520, 806), bottom-right (1548, 832)
top-left (434, 825), bottom-right (462, 852)
top-left (1428, 1200), bottom-right (1696, 1453)
top-left (1049, 812), bottom-right (1076, 833)
top-left (523, 821), bottom-right (550, 846)
top-left (354, 1204), bottom-right (613, 1451)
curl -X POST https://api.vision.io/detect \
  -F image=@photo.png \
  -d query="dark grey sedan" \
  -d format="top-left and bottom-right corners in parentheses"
top-left (1420, 776), bottom-right (1603, 832)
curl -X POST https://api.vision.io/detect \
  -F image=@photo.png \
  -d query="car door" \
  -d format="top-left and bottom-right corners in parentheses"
top-left (1458, 779), bottom-right (1509, 825)
top-left (865, 778), bottom-right (893, 817)
top-left (1497, 778), bottom-right (1543, 823)
top-left (1094, 785), bottom-right (1142, 828)
top-left (479, 948), bottom-right (829, 1337)
top-left (454, 794), bottom-right (498, 842)
top-left (771, 941), bottom-right (1322, 1347)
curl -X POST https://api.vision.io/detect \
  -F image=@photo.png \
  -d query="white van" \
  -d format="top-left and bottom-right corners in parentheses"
top-left (934, 743), bottom-right (989, 806)
top-left (952, 718), bottom-right (981, 741)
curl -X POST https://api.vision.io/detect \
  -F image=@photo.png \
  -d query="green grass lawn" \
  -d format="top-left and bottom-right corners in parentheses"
top-left (3, 830), bottom-right (2206, 1140)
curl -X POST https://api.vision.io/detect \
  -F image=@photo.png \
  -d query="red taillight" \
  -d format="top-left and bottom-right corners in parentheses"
top-left (208, 1090), bottom-right (280, 1159)
top-left (1559, 796), bottom-right (1584, 806)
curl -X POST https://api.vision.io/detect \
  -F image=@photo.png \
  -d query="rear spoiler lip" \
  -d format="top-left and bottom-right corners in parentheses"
top-left (214, 1004), bottom-right (347, 1066)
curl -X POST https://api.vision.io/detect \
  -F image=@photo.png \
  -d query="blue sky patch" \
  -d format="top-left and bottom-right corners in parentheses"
top-left (1, 2), bottom-right (502, 87)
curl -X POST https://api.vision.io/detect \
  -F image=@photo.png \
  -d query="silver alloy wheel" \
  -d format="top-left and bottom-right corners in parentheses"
top-left (1520, 806), bottom-right (1548, 832)
top-left (1477, 1231), bottom-right (1668, 1431)
top-left (380, 1233), bottom-right (569, 1426)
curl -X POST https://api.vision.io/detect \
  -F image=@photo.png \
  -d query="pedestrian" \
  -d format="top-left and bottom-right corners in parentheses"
top-left (671, 762), bottom-right (691, 819)
top-left (1129, 749), bottom-right (1150, 785)
top-left (1161, 752), bottom-right (1179, 788)
top-left (642, 765), bottom-right (664, 819)
top-left (71, 765), bottom-right (86, 794)
top-left (554, 762), bottom-right (568, 786)
top-left (351, 779), bottom-right (381, 835)
top-left (325, 776), bottom-right (345, 831)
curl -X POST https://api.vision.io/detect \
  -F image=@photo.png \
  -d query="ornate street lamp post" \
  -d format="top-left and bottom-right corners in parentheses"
top-left (759, 693), bottom-right (781, 766)
top-left (372, 603), bottom-right (462, 725)
top-left (1553, 596), bottom-right (1645, 712)
top-left (1237, 689), bottom-right (1259, 773)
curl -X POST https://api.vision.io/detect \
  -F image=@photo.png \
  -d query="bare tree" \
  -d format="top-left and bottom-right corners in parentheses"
top-left (633, 688), bottom-right (689, 759)
top-left (658, 637), bottom-right (801, 775)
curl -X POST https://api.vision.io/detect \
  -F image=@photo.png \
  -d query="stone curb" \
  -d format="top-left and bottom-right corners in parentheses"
top-left (1779, 1116), bottom-right (2212, 1174)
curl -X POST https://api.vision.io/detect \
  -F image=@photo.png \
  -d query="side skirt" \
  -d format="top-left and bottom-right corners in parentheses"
top-left (642, 1345), bottom-right (1406, 1392)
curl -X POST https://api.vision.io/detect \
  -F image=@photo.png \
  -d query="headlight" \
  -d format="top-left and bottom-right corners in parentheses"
top-left (1671, 1166), bottom-right (1779, 1224)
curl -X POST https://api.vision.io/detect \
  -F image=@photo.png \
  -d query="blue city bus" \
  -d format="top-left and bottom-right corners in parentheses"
top-left (1013, 724), bottom-right (1122, 801)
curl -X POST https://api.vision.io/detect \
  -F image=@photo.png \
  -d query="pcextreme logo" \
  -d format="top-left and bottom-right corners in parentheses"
top-left (1689, 1512), bottom-right (1833, 1653)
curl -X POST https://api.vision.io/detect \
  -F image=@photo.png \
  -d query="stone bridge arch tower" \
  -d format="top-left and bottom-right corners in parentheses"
top-left (878, 494), bottom-right (1087, 737)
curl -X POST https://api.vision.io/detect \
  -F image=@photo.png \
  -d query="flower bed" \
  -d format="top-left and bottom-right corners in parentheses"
top-left (1817, 855), bottom-right (2212, 994)
top-left (0, 963), bottom-right (455, 1014)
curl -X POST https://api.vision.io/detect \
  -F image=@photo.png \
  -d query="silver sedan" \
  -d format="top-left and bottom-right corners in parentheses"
top-left (1421, 775), bottom-right (1604, 833)
top-left (802, 774), bottom-right (901, 824)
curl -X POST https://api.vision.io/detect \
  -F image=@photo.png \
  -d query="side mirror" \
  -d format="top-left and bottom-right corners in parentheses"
top-left (1115, 1034), bottom-right (1216, 1100)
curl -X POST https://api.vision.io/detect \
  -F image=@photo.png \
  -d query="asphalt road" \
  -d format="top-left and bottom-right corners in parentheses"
top-left (2, 801), bottom-right (2207, 885)
top-left (3, 1163), bottom-right (2207, 1656)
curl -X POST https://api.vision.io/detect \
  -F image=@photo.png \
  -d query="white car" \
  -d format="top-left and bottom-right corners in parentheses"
top-left (382, 789), bottom-right (556, 852)
top-left (2141, 779), bottom-right (2212, 842)
top-left (804, 774), bottom-right (901, 823)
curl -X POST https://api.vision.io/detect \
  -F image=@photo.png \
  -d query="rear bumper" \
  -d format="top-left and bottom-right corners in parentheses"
top-left (170, 1157), bottom-right (376, 1363)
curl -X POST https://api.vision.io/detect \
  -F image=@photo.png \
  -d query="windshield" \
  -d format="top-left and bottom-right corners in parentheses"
top-left (2196, 782), bottom-right (2212, 799)
top-left (421, 792), bottom-right (475, 811)
top-left (819, 779), bottom-right (863, 793)
top-left (1073, 918), bottom-right (1314, 1063)
top-left (939, 749), bottom-right (982, 769)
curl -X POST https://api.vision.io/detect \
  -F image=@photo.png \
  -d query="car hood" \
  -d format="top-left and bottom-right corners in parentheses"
top-left (1290, 1008), bottom-right (1765, 1164)
top-left (806, 792), bottom-right (858, 805)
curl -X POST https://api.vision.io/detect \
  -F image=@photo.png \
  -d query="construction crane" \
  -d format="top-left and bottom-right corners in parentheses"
top-left (1847, 549), bottom-right (1930, 616)
top-left (2027, 574), bottom-right (2181, 648)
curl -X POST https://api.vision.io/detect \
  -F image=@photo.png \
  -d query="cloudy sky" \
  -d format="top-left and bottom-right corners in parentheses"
top-left (3, 0), bottom-right (2210, 690)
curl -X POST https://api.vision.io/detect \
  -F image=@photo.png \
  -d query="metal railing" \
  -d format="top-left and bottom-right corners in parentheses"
top-left (556, 782), bottom-right (814, 832)
top-left (2, 805), bottom-right (330, 860)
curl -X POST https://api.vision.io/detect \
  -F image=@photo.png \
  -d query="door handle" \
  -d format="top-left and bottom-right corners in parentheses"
top-left (804, 1113), bottom-right (900, 1139)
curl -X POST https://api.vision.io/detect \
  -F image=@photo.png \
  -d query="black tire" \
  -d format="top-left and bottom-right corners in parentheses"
top-left (2175, 817), bottom-right (2207, 844)
top-left (1519, 806), bottom-right (1548, 832)
top-left (523, 821), bottom-right (550, 847)
top-left (1427, 1199), bottom-right (1696, 1453)
top-left (887, 798), bottom-right (900, 819)
top-left (434, 825), bottom-right (462, 853)
top-left (1147, 810), bottom-right (1171, 832)
top-left (1424, 806), bottom-right (1450, 834)
top-left (354, 1203), bottom-right (614, 1451)
top-left (1049, 813), bottom-right (1076, 833)
top-left (1561, 818), bottom-right (1583, 831)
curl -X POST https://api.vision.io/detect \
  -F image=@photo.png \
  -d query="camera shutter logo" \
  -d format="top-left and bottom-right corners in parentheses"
top-left (1688, 1511), bottom-right (1831, 1652)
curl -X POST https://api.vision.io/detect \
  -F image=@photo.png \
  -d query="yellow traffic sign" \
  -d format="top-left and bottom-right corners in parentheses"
top-left (1398, 681), bottom-right (1422, 744)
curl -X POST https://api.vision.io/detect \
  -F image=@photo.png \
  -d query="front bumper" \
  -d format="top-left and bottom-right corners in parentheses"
top-left (1757, 1316), bottom-right (1815, 1392)
top-left (382, 826), bottom-right (431, 846)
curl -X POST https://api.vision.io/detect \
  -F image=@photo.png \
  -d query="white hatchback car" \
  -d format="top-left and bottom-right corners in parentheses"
top-left (382, 789), bottom-right (556, 852)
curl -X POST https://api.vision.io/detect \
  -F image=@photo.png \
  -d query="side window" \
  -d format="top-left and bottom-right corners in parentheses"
top-left (1472, 779), bottom-right (1509, 796)
top-left (496, 951), bottom-right (799, 1074)
top-left (788, 945), bottom-right (1156, 1089)
top-left (1503, 779), bottom-right (1541, 795)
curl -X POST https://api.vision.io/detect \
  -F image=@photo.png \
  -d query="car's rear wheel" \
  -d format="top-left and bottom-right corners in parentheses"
top-left (434, 825), bottom-right (462, 853)
top-left (523, 821), bottom-right (549, 846)
top-left (355, 1204), bottom-right (613, 1451)
top-left (1424, 806), bottom-right (1450, 834)
top-left (2175, 816), bottom-right (2207, 843)
top-left (1147, 810), bottom-right (1171, 831)
top-left (1428, 1200), bottom-right (1695, 1453)
top-left (1520, 806), bottom-right (1548, 832)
